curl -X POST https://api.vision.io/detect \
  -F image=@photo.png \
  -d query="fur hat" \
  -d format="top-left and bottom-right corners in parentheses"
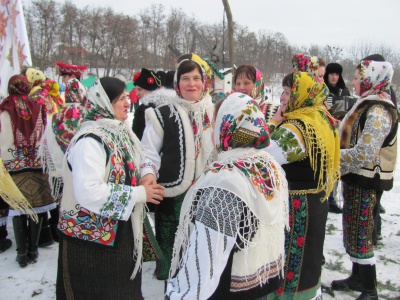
top-left (156, 71), bottom-right (167, 86)
top-left (56, 62), bottom-right (87, 77)
top-left (324, 63), bottom-right (346, 89)
top-left (164, 70), bottom-right (175, 89)
top-left (133, 68), bottom-right (161, 91)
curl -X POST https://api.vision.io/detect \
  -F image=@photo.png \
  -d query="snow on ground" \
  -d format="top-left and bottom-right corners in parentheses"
top-left (1, 113), bottom-right (399, 299)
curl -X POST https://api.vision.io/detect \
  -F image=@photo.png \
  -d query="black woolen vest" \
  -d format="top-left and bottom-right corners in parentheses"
top-left (155, 105), bottom-right (187, 187)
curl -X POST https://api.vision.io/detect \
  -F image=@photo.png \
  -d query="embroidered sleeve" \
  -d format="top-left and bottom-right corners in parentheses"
top-left (140, 121), bottom-right (162, 178)
top-left (265, 122), bottom-right (307, 165)
top-left (68, 138), bottom-right (142, 221)
top-left (267, 119), bottom-right (279, 134)
top-left (341, 105), bottom-right (392, 176)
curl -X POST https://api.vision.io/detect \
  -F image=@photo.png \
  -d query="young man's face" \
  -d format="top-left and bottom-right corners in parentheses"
top-left (328, 73), bottom-right (340, 86)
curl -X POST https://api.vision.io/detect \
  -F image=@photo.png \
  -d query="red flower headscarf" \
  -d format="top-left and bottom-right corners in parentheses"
top-left (0, 75), bottom-right (47, 149)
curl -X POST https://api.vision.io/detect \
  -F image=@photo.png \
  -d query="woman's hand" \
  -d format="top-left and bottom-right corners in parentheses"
top-left (271, 106), bottom-right (287, 123)
top-left (142, 182), bottom-right (165, 205)
top-left (224, 90), bottom-right (235, 97)
top-left (140, 173), bottom-right (157, 185)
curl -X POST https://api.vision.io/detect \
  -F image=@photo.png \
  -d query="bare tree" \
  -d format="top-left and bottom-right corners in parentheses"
top-left (325, 45), bottom-right (343, 63)
top-left (22, 0), bottom-right (400, 92)
top-left (25, 0), bottom-right (61, 69)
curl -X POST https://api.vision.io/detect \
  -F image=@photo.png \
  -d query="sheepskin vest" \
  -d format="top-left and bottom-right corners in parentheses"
top-left (340, 100), bottom-right (398, 191)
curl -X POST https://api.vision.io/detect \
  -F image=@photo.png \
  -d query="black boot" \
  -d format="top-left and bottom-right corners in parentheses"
top-left (355, 264), bottom-right (378, 300)
top-left (28, 216), bottom-right (43, 263)
top-left (38, 212), bottom-right (54, 247)
top-left (49, 206), bottom-right (59, 243)
top-left (331, 262), bottom-right (362, 292)
top-left (12, 215), bottom-right (28, 267)
top-left (0, 224), bottom-right (12, 253)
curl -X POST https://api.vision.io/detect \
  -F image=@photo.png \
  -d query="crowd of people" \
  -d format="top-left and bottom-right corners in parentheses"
top-left (0, 52), bottom-right (397, 300)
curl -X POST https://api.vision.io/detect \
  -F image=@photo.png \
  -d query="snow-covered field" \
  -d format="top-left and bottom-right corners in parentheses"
top-left (1, 113), bottom-right (399, 299)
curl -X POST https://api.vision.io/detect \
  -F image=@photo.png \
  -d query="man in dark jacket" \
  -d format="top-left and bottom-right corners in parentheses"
top-left (324, 62), bottom-right (351, 104)
top-left (324, 62), bottom-right (351, 213)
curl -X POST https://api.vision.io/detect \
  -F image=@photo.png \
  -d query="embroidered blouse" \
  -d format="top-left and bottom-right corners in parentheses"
top-left (66, 137), bottom-right (146, 220)
top-left (340, 105), bottom-right (392, 176)
top-left (265, 122), bottom-right (307, 166)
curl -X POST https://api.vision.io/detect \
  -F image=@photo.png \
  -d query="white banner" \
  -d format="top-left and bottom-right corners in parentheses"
top-left (0, 0), bottom-right (32, 100)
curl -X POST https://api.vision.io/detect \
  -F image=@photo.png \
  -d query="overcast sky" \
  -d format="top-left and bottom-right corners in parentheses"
top-left (61, 0), bottom-right (399, 52)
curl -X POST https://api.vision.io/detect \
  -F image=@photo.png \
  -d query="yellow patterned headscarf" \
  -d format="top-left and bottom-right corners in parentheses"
top-left (26, 68), bottom-right (46, 96)
top-left (45, 79), bottom-right (64, 111)
top-left (284, 72), bottom-right (340, 199)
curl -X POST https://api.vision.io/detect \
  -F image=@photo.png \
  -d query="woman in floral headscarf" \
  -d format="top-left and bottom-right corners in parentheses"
top-left (265, 72), bottom-right (340, 300)
top-left (26, 68), bottom-right (57, 116)
top-left (331, 61), bottom-right (397, 300)
top-left (56, 77), bottom-right (164, 299)
top-left (291, 53), bottom-right (320, 79)
top-left (234, 64), bottom-right (279, 122)
top-left (0, 75), bottom-right (54, 267)
top-left (140, 58), bottom-right (214, 280)
top-left (167, 93), bottom-right (288, 300)
top-left (44, 79), bottom-right (64, 113)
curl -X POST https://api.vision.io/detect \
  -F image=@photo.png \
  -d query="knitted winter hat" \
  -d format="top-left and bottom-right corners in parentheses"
top-left (133, 68), bottom-right (161, 91)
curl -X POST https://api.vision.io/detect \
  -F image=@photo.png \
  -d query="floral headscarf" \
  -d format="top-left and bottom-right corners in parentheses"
top-left (252, 67), bottom-right (265, 101)
top-left (52, 78), bottom-right (87, 153)
top-left (44, 79), bottom-right (64, 111)
top-left (26, 68), bottom-right (46, 96)
top-left (339, 61), bottom-right (396, 149)
top-left (215, 93), bottom-right (270, 152)
top-left (26, 68), bottom-right (58, 115)
top-left (0, 75), bottom-right (46, 150)
top-left (283, 72), bottom-right (340, 198)
top-left (292, 53), bottom-right (319, 78)
top-left (360, 60), bottom-right (393, 100)
top-left (83, 79), bottom-right (116, 121)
